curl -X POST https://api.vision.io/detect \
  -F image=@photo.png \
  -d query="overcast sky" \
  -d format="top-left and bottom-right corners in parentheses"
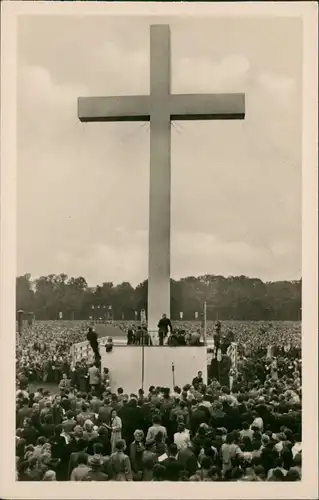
top-left (17, 15), bottom-right (302, 286)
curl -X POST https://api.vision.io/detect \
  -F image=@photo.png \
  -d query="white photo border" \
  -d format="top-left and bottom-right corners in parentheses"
top-left (0, 1), bottom-right (317, 499)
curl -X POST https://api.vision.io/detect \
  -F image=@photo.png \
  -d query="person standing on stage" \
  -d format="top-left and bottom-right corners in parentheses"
top-left (127, 328), bottom-right (134, 345)
top-left (157, 314), bottom-right (172, 346)
top-left (135, 327), bottom-right (142, 346)
top-left (142, 327), bottom-right (152, 346)
top-left (86, 327), bottom-right (100, 364)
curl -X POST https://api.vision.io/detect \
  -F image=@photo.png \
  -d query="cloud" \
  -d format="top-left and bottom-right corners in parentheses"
top-left (16, 17), bottom-right (302, 285)
top-left (173, 54), bottom-right (250, 93)
top-left (257, 72), bottom-right (296, 100)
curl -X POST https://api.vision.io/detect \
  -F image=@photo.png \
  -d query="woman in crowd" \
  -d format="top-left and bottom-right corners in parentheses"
top-left (107, 409), bottom-right (122, 453)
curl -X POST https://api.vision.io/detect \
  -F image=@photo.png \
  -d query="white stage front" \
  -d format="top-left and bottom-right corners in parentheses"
top-left (100, 346), bottom-right (207, 394)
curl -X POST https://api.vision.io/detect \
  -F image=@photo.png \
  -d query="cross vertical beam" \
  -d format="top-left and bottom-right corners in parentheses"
top-left (77, 24), bottom-right (245, 340)
top-left (148, 25), bottom-right (171, 334)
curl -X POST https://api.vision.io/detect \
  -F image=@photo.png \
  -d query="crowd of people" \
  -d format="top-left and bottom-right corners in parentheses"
top-left (15, 319), bottom-right (302, 482)
top-left (16, 319), bottom-right (301, 385)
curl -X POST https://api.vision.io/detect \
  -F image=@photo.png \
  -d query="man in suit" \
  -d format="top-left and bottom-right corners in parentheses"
top-left (127, 328), bottom-right (134, 345)
top-left (16, 398), bottom-right (33, 428)
top-left (87, 327), bottom-right (100, 364)
top-left (177, 444), bottom-right (198, 476)
top-left (161, 443), bottom-right (183, 481)
top-left (97, 398), bottom-right (113, 425)
top-left (118, 398), bottom-right (144, 447)
top-left (157, 314), bottom-right (173, 346)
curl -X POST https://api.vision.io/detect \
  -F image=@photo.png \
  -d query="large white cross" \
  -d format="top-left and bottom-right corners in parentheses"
top-left (78, 24), bottom-right (245, 334)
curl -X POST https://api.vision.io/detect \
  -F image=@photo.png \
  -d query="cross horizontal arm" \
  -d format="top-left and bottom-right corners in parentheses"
top-left (78, 96), bottom-right (151, 122)
top-left (170, 93), bottom-right (245, 120)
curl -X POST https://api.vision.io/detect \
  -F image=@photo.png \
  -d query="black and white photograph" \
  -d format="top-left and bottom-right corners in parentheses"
top-left (0, 1), bottom-right (317, 499)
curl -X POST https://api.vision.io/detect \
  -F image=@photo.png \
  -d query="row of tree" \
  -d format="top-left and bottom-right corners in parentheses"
top-left (16, 273), bottom-right (302, 321)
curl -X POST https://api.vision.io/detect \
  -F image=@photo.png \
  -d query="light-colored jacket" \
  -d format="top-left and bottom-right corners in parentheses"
top-left (70, 464), bottom-right (91, 481)
top-left (88, 366), bottom-right (100, 385)
top-left (146, 424), bottom-right (167, 443)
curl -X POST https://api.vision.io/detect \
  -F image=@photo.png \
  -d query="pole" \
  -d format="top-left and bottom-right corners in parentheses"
top-left (172, 362), bottom-right (175, 388)
top-left (203, 302), bottom-right (207, 346)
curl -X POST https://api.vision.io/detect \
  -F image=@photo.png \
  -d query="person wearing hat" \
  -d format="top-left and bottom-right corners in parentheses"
top-left (83, 454), bottom-right (108, 481)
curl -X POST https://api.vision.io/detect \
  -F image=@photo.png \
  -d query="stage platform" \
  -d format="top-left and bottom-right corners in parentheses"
top-left (101, 345), bottom-right (207, 393)
top-left (71, 340), bottom-right (207, 393)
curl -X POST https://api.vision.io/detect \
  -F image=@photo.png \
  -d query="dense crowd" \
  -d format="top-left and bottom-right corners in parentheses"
top-left (16, 320), bottom-right (301, 385)
top-left (15, 320), bottom-right (302, 482)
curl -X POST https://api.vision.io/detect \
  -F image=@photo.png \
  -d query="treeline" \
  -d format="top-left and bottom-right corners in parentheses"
top-left (16, 273), bottom-right (302, 321)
